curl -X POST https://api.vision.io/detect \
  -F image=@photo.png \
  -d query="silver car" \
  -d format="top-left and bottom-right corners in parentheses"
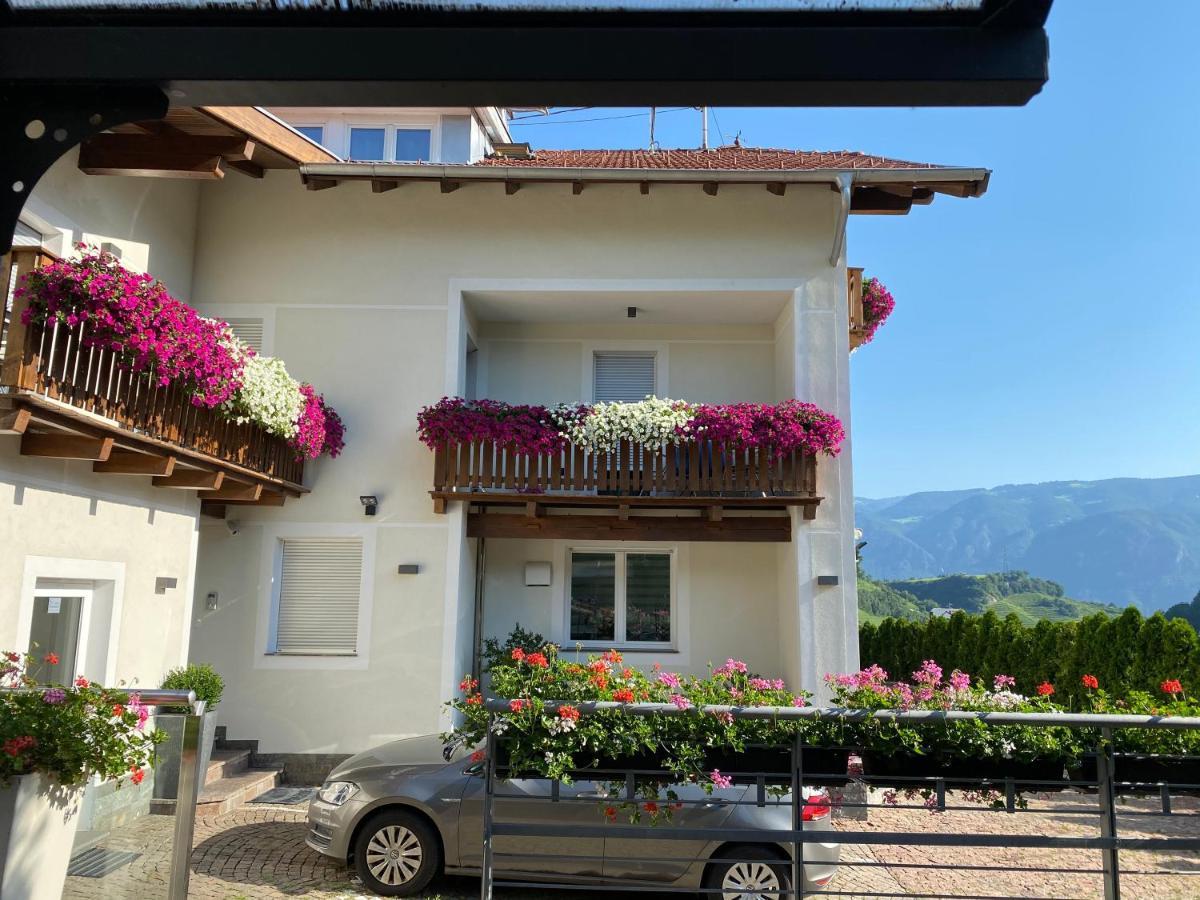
top-left (306, 735), bottom-right (841, 897)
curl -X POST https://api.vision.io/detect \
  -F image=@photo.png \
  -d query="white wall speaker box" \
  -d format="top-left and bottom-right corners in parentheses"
top-left (524, 561), bottom-right (552, 587)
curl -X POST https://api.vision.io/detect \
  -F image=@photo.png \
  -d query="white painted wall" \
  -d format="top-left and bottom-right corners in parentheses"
top-left (185, 172), bottom-right (859, 752)
top-left (2, 152), bottom-right (204, 688)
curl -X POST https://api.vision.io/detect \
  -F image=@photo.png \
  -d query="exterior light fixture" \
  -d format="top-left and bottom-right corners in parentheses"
top-left (397, 564), bottom-right (420, 575)
top-left (817, 575), bottom-right (840, 587)
top-left (627, 306), bottom-right (637, 318)
top-left (359, 495), bottom-right (378, 516)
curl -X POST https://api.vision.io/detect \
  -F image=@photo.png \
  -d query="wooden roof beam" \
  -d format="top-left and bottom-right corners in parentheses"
top-left (21, 433), bottom-right (114, 461)
top-left (371, 179), bottom-right (400, 193)
top-left (850, 186), bottom-right (913, 215)
top-left (94, 449), bottom-right (176, 476)
top-left (78, 133), bottom-right (258, 180)
top-left (207, 480), bottom-right (263, 502)
top-left (153, 469), bottom-right (224, 490)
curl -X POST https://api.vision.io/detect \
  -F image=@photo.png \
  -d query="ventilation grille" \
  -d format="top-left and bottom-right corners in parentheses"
top-left (225, 317), bottom-right (265, 353)
top-left (593, 351), bottom-right (656, 403)
top-left (275, 538), bottom-right (363, 655)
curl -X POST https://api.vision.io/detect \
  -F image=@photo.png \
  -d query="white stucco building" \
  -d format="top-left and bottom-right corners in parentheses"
top-left (3, 108), bottom-right (990, 767)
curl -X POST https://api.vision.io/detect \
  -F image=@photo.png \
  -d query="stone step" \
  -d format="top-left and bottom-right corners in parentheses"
top-left (196, 768), bottom-right (283, 817)
top-left (205, 748), bottom-right (251, 786)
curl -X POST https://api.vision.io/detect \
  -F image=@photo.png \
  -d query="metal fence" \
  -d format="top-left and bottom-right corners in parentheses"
top-left (479, 699), bottom-right (1200, 900)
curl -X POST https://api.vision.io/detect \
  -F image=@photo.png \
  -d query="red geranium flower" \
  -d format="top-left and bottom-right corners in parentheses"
top-left (1081, 674), bottom-right (1099, 690)
top-left (466, 694), bottom-right (482, 706)
top-left (112, 704), bottom-right (126, 717)
top-left (558, 705), bottom-right (581, 721)
top-left (612, 688), bottom-right (635, 703)
top-left (1036, 682), bottom-right (1055, 697)
top-left (470, 749), bottom-right (486, 763)
top-left (1162, 679), bottom-right (1184, 696)
top-left (511, 648), bottom-right (526, 662)
top-left (508, 698), bottom-right (529, 713)
top-left (603, 806), bottom-right (617, 822)
top-left (74, 676), bottom-right (89, 688)
top-left (526, 651), bottom-right (549, 669)
top-left (130, 766), bottom-right (145, 785)
top-left (643, 801), bottom-right (659, 814)
top-left (43, 652), bottom-right (59, 665)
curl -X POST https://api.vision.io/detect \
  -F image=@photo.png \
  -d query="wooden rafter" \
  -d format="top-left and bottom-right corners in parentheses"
top-left (153, 469), bottom-right (225, 490)
top-left (78, 133), bottom-right (259, 180)
top-left (21, 433), bottom-right (114, 461)
top-left (207, 480), bottom-right (263, 502)
top-left (93, 449), bottom-right (176, 476)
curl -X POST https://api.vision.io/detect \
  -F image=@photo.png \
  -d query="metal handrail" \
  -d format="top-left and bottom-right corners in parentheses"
top-left (482, 697), bottom-right (1200, 729)
top-left (477, 698), bottom-right (1200, 900)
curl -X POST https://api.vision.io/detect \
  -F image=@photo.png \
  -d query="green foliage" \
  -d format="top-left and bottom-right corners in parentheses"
top-left (858, 570), bottom-right (1119, 624)
top-left (1166, 590), bottom-right (1200, 631)
top-left (480, 623), bottom-right (546, 675)
top-left (1, 650), bottom-right (164, 786)
top-left (860, 608), bottom-right (1200, 706)
top-left (161, 663), bottom-right (224, 707)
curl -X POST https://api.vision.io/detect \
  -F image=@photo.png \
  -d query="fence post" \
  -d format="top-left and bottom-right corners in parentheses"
top-left (792, 736), bottom-right (805, 899)
top-left (1097, 728), bottom-right (1121, 900)
top-left (481, 720), bottom-right (497, 900)
top-left (167, 699), bottom-right (206, 900)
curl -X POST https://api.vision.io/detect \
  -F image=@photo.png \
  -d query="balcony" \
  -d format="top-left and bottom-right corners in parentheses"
top-left (1, 247), bottom-right (305, 509)
top-left (430, 439), bottom-right (820, 542)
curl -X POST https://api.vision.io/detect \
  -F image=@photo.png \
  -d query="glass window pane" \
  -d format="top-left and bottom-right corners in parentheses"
top-left (348, 127), bottom-right (386, 160)
top-left (394, 128), bottom-right (432, 162)
top-left (570, 553), bottom-right (616, 642)
top-left (294, 125), bottom-right (324, 145)
top-left (626, 553), bottom-right (671, 642)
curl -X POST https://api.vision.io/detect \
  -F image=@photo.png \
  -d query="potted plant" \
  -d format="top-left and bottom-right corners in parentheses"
top-left (829, 664), bottom-right (1085, 791)
top-left (1, 650), bottom-right (160, 900)
top-left (153, 663), bottom-right (224, 801)
top-left (1081, 677), bottom-right (1200, 789)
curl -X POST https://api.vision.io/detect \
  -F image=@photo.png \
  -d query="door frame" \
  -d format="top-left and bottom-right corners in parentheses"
top-left (17, 556), bottom-right (125, 686)
top-left (28, 584), bottom-right (93, 682)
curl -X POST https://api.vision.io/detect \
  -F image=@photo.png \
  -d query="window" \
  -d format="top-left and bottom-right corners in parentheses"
top-left (394, 128), bottom-right (432, 162)
top-left (272, 538), bottom-right (364, 655)
top-left (593, 351), bottom-right (656, 403)
top-left (569, 550), bottom-right (672, 646)
top-left (224, 317), bottom-right (265, 353)
top-left (294, 125), bottom-right (325, 145)
top-left (348, 127), bottom-right (387, 161)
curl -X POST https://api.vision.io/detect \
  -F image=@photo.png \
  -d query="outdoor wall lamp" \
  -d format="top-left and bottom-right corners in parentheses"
top-left (817, 575), bottom-right (840, 587)
top-left (359, 495), bottom-right (378, 516)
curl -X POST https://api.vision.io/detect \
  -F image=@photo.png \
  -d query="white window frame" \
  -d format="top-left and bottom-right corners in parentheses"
top-left (255, 524), bottom-right (376, 671)
top-left (581, 340), bottom-right (669, 403)
top-left (565, 546), bottom-right (676, 651)
top-left (346, 121), bottom-right (439, 163)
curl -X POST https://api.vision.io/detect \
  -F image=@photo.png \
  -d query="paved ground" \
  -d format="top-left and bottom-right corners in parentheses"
top-left (61, 790), bottom-right (1200, 899)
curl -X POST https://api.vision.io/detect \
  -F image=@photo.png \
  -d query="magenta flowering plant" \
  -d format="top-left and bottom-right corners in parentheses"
top-left (419, 396), bottom-right (844, 458)
top-left (292, 384), bottom-right (346, 460)
top-left (687, 400), bottom-right (845, 458)
top-left (417, 397), bottom-right (570, 455)
top-left (859, 276), bottom-right (895, 345)
top-left (18, 247), bottom-right (244, 407)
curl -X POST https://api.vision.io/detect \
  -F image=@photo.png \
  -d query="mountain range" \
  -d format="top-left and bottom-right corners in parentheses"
top-left (855, 475), bottom-right (1200, 613)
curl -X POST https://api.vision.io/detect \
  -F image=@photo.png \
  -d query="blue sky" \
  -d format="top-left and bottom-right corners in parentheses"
top-left (508, 1), bottom-right (1200, 499)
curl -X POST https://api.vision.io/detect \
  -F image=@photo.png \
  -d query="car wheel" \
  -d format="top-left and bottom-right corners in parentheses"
top-left (704, 845), bottom-right (791, 900)
top-left (352, 809), bottom-right (440, 896)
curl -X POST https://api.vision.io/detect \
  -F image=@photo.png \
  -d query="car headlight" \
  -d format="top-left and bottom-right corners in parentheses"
top-left (317, 781), bottom-right (359, 806)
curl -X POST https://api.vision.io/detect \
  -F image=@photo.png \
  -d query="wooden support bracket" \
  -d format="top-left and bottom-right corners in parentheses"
top-left (153, 469), bottom-right (225, 490)
top-left (21, 433), bottom-right (113, 461)
top-left (432, 496), bottom-right (448, 514)
top-left (94, 449), bottom-right (176, 476)
top-left (0, 408), bottom-right (31, 435)
top-left (207, 480), bottom-right (263, 502)
top-left (707, 505), bottom-right (723, 522)
top-left (525, 501), bottom-right (543, 518)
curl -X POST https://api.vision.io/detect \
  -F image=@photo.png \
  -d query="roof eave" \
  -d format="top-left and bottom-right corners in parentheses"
top-left (300, 162), bottom-right (990, 196)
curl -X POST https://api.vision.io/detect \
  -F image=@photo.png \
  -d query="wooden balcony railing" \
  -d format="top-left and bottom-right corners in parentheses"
top-left (848, 266), bottom-right (867, 350)
top-left (431, 439), bottom-right (820, 541)
top-left (0, 247), bottom-right (304, 500)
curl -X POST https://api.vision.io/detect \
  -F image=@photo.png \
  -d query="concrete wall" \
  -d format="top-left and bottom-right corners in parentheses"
top-left (2, 151), bottom-right (203, 690)
top-left (186, 171), bottom-right (859, 753)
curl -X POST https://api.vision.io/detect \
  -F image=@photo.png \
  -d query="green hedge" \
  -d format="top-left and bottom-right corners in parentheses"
top-left (859, 608), bottom-right (1200, 706)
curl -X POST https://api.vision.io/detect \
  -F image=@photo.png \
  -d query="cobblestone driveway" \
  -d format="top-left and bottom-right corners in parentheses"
top-left (62, 791), bottom-right (1200, 899)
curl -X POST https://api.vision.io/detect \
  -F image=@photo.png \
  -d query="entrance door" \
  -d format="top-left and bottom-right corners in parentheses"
top-left (27, 593), bottom-right (85, 684)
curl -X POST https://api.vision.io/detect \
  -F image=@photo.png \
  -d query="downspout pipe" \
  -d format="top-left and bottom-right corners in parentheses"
top-left (829, 172), bottom-right (853, 267)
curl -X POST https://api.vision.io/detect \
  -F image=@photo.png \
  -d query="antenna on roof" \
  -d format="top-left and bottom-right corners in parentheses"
top-left (648, 107), bottom-right (658, 151)
top-left (700, 107), bottom-right (708, 150)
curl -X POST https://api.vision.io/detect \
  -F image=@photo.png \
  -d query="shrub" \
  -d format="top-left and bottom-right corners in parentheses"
top-left (161, 663), bottom-right (224, 708)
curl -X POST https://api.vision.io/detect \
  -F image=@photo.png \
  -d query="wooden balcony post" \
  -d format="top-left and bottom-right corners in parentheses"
top-left (1, 247), bottom-right (54, 388)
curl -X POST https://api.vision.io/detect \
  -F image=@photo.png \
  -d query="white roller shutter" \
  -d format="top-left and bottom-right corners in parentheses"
top-left (274, 538), bottom-right (363, 655)
top-left (593, 352), bottom-right (656, 403)
top-left (225, 317), bottom-right (265, 353)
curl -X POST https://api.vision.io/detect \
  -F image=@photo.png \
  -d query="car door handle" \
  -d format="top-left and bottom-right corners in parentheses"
top-left (576, 791), bottom-right (610, 800)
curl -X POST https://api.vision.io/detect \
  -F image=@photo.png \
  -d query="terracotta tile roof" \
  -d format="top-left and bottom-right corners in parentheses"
top-left (473, 147), bottom-right (944, 171)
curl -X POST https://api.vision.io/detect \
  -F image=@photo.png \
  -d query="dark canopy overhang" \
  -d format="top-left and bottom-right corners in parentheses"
top-left (0, 0), bottom-right (1052, 108)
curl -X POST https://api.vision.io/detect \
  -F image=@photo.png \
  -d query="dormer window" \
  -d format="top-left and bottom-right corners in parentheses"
top-left (394, 128), bottom-right (432, 162)
top-left (294, 125), bottom-right (325, 146)
top-left (348, 126), bottom-right (387, 161)
top-left (346, 124), bottom-right (435, 162)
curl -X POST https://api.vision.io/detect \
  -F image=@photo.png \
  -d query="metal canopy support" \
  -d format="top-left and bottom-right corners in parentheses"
top-left (0, 86), bottom-right (169, 254)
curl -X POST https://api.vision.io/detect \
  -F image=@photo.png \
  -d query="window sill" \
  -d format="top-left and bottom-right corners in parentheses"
top-left (568, 643), bottom-right (677, 654)
top-left (265, 652), bottom-right (359, 658)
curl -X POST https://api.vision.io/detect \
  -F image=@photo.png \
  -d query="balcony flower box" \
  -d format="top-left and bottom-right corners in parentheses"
top-left (860, 749), bottom-right (1068, 789)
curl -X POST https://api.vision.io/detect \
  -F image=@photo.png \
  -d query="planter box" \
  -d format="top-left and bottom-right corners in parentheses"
top-left (1115, 754), bottom-right (1200, 789)
top-left (861, 750), bottom-right (1068, 789)
top-left (152, 709), bottom-right (218, 801)
top-left (496, 744), bottom-right (853, 787)
top-left (0, 773), bottom-right (84, 900)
